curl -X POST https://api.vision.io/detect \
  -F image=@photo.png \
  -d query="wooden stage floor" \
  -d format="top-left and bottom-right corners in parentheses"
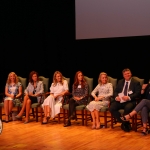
top-left (0, 111), bottom-right (149, 150)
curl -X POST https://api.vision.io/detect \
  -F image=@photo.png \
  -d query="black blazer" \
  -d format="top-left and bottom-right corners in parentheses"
top-left (114, 78), bottom-right (141, 101)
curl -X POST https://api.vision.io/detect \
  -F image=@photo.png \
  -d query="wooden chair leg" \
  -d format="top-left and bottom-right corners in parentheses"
top-left (131, 116), bottom-right (135, 131)
top-left (41, 107), bottom-right (43, 124)
top-left (134, 114), bottom-right (137, 132)
top-left (82, 110), bottom-right (84, 126)
top-left (36, 107), bottom-right (38, 122)
top-left (0, 107), bottom-right (2, 120)
top-left (111, 114), bottom-right (114, 129)
top-left (32, 108), bottom-right (35, 118)
top-left (63, 109), bottom-right (66, 124)
top-left (85, 110), bottom-right (87, 126)
top-left (58, 113), bottom-right (60, 123)
top-left (104, 111), bottom-right (107, 128)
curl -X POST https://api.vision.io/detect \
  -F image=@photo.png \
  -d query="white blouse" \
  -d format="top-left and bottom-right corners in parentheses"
top-left (50, 80), bottom-right (68, 96)
top-left (91, 83), bottom-right (113, 98)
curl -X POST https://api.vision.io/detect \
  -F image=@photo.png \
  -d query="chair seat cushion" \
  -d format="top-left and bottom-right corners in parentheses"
top-left (20, 103), bottom-right (40, 108)
top-left (63, 104), bottom-right (86, 110)
top-left (31, 103), bottom-right (40, 108)
top-left (100, 106), bottom-right (109, 112)
top-left (0, 103), bottom-right (4, 107)
top-left (0, 100), bottom-right (20, 107)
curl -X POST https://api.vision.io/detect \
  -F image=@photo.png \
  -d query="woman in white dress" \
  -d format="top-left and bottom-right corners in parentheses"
top-left (86, 72), bottom-right (113, 129)
top-left (42, 71), bottom-right (69, 124)
top-left (4, 72), bottom-right (22, 122)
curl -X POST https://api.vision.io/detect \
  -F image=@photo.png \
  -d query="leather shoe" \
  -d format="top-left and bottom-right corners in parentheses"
top-left (121, 122), bottom-right (130, 132)
top-left (64, 121), bottom-right (71, 127)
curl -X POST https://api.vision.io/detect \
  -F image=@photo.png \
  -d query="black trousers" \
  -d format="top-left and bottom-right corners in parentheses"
top-left (68, 98), bottom-right (79, 120)
top-left (109, 101), bottom-right (136, 123)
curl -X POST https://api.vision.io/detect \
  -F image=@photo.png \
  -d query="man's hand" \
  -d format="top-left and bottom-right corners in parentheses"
top-left (122, 96), bottom-right (129, 101)
top-left (115, 96), bottom-right (121, 101)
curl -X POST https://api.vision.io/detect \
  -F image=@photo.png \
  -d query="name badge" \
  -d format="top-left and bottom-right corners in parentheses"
top-left (78, 85), bottom-right (81, 88)
top-left (128, 90), bottom-right (133, 94)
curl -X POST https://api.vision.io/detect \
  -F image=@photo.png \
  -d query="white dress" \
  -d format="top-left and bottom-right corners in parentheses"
top-left (86, 83), bottom-right (113, 111)
top-left (42, 80), bottom-right (68, 118)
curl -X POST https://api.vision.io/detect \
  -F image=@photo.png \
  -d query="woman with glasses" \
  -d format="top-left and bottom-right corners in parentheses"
top-left (16, 71), bottom-right (44, 123)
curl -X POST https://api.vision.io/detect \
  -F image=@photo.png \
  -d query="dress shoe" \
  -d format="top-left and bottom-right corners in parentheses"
top-left (64, 121), bottom-right (71, 127)
top-left (121, 122), bottom-right (130, 132)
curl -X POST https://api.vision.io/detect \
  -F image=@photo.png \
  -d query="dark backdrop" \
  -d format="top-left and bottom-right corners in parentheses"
top-left (0, 0), bottom-right (150, 93)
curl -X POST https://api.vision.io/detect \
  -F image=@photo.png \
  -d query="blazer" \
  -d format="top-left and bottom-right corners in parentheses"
top-left (114, 78), bottom-right (141, 102)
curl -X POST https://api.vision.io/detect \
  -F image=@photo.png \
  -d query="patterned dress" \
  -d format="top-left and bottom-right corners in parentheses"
top-left (72, 83), bottom-right (89, 105)
top-left (86, 83), bottom-right (113, 111)
top-left (4, 82), bottom-right (22, 103)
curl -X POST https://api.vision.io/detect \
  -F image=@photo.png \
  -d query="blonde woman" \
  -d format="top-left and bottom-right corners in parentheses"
top-left (4, 72), bottom-right (22, 122)
top-left (86, 72), bottom-right (113, 129)
top-left (42, 71), bottom-right (69, 124)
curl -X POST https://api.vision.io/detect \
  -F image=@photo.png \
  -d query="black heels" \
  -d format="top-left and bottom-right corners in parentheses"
top-left (141, 127), bottom-right (149, 136)
top-left (120, 113), bottom-right (132, 122)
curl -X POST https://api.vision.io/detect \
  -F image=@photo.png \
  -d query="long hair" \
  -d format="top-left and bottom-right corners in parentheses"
top-left (98, 72), bottom-right (108, 85)
top-left (73, 71), bottom-right (86, 89)
top-left (6, 72), bottom-right (18, 85)
top-left (29, 71), bottom-right (39, 83)
top-left (53, 71), bottom-right (64, 86)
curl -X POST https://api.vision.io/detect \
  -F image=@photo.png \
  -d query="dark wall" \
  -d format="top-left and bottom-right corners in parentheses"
top-left (0, 0), bottom-right (150, 92)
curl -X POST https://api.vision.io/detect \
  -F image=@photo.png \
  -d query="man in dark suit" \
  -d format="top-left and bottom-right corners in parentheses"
top-left (109, 68), bottom-right (141, 131)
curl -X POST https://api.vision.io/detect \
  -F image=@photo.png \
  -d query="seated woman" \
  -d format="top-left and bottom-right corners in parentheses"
top-left (121, 83), bottom-right (150, 135)
top-left (64, 71), bottom-right (89, 127)
top-left (4, 72), bottom-right (22, 122)
top-left (16, 71), bottom-right (44, 123)
top-left (42, 71), bottom-right (69, 124)
top-left (86, 72), bottom-right (113, 129)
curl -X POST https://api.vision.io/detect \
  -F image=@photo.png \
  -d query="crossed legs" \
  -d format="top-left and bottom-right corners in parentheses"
top-left (16, 95), bottom-right (31, 122)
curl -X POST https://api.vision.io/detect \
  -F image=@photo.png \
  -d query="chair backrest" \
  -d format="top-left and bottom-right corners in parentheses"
top-left (84, 76), bottom-right (93, 95)
top-left (132, 76), bottom-right (144, 86)
top-left (108, 76), bottom-right (117, 91)
top-left (18, 76), bottom-right (27, 92)
top-left (39, 76), bottom-right (49, 92)
top-left (63, 76), bottom-right (70, 88)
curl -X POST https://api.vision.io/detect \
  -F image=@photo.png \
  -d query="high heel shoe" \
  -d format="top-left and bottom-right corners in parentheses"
top-left (141, 127), bottom-right (149, 136)
top-left (120, 113), bottom-right (132, 122)
top-left (15, 115), bottom-right (22, 119)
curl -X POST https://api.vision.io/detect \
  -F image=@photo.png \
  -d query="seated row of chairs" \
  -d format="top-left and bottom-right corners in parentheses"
top-left (0, 75), bottom-right (149, 132)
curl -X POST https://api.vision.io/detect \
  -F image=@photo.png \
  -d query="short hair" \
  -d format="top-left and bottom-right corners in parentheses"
top-left (122, 68), bottom-right (131, 74)
top-left (98, 72), bottom-right (108, 85)
top-left (29, 71), bottom-right (39, 83)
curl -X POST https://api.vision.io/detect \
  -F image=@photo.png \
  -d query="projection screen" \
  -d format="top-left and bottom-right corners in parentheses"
top-left (75, 0), bottom-right (150, 39)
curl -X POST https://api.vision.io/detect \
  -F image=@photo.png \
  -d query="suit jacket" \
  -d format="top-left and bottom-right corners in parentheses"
top-left (114, 78), bottom-right (141, 102)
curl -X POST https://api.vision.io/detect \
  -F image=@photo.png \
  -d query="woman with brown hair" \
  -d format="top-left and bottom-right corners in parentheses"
top-left (64, 71), bottom-right (89, 127)
top-left (16, 71), bottom-right (44, 123)
top-left (4, 72), bottom-right (22, 122)
top-left (86, 72), bottom-right (113, 129)
top-left (42, 71), bottom-right (69, 124)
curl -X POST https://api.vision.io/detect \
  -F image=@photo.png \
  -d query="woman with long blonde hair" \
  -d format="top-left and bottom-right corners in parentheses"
top-left (86, 72), bottom-right (113, 129)
top-left (42, 71), bottom-right (69, 124)
top-left (4, 72), bottom-right (22, 122)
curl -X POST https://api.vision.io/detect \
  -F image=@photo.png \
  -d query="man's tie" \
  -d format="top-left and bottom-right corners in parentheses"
top-left (124, 82), bottom-right (128, 96)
